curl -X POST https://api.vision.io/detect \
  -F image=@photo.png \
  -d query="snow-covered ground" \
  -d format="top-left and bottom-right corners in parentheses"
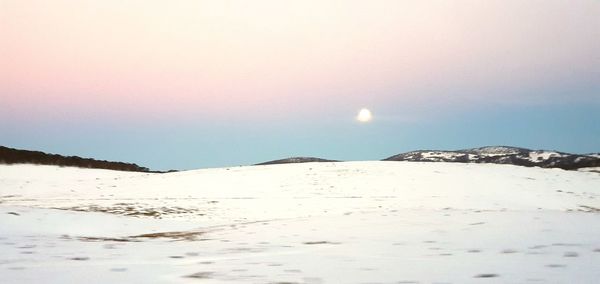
top-left (528, 151), bottom-right (565, 162)
top-left (1, 162), bottom-right (599, 283)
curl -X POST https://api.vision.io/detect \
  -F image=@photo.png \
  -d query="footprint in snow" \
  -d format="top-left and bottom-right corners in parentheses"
top-left (184, 272), bottom-right (214, 279)
top-left (545, 264), bottom-right (566, 268)
top-left (303, 241), bottom-right (340, 245)
top-left (197, 261), bottom-right (213, 265)
top-left (474, 273), bottom-right (499, 278)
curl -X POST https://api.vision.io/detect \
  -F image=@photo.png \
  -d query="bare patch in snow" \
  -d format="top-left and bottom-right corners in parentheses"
top-left (53, 204), bottom-right (201, 218)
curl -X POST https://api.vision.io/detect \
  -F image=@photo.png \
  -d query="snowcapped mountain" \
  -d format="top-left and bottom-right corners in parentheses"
top-left (384, 146), bottom-right (600, 170)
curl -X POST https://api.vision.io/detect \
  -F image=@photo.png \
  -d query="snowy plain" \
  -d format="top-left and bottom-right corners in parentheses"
top-left (1, 162), bottom-right (599, 283)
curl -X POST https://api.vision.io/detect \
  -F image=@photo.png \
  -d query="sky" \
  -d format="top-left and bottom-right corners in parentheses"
top-left (1, 0), bottom-right (599, 170)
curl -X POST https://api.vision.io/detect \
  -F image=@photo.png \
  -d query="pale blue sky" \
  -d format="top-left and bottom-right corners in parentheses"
top-left (2, 102), bottom-right (599, 171)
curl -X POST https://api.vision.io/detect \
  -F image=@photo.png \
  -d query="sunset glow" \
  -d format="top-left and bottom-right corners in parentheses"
top-left (1, 0), bottom-right (598, 169)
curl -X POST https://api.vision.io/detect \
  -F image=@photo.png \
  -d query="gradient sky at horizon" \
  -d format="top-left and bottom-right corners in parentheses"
top-left (1, 0), bottom-right (599, 170)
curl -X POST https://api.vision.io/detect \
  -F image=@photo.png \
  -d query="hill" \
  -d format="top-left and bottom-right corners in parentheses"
top-left (0, 145), bottom-right (150, 172)
top-left (384, 146), bottom-right (600, 170)
top-left (255, 157), bottom-right (338, 165)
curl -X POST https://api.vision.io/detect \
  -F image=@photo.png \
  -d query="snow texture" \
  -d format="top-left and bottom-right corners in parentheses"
top-left (1, 162), bottom-right (599, 283)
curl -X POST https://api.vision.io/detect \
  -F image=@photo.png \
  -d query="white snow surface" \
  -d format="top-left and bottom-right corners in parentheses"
top-left (419, 151), bottom-right (464, 160)
top-left (469, 146), bottom-right (523, 156)
top-left (1, 162), bottom-right (600, 283)
top-left (528, 151), bottom-right (565, 162)
top-left (578, 167), bottom-right (600, 173)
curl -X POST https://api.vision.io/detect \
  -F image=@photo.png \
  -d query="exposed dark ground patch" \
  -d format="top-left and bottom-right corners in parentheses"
top-left (79, 236), bottom-right (138, 242)
top-left (578, 205), bottom-right (600, 213)
top-left (130, 230), bottom-right (208, 241)
top-left (54, 204), bottom-right (198, 218)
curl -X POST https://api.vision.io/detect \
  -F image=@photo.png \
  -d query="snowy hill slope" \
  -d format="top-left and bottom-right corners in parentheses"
top-left (385, 146), bottom-right (600, 170)
top-left (1, 162), bottom-right (599, 283)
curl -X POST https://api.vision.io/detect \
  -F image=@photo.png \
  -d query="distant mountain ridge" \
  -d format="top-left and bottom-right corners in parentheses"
top-left (384, 146), bottom-right (600, 170)
top-left (3, 145), bottom-right (598, 172)
top-left (0, 146), bottom-right (152, 172)
top-left (256, 157), bottom-right (339, 165)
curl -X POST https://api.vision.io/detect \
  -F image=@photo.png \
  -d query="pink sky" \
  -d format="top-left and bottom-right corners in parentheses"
top-left (1, 1), bottom-right (599, 169)
top-left (1, 0), bottom-right (598, 124)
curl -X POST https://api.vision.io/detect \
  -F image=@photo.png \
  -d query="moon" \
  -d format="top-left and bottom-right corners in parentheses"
top-left (356, 108), bottom-right (373, 122)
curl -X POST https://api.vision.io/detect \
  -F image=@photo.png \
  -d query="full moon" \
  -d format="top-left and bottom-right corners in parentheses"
top-left (356, 108), bottom-right (373, 122)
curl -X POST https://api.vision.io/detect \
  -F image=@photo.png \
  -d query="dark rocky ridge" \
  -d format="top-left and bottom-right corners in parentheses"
top-left (0, 146), bottom-right (152, 172)
top-left (384, 146), bottom-right (600, 170)
top-left (256, 157), bottom-right (338, 165)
